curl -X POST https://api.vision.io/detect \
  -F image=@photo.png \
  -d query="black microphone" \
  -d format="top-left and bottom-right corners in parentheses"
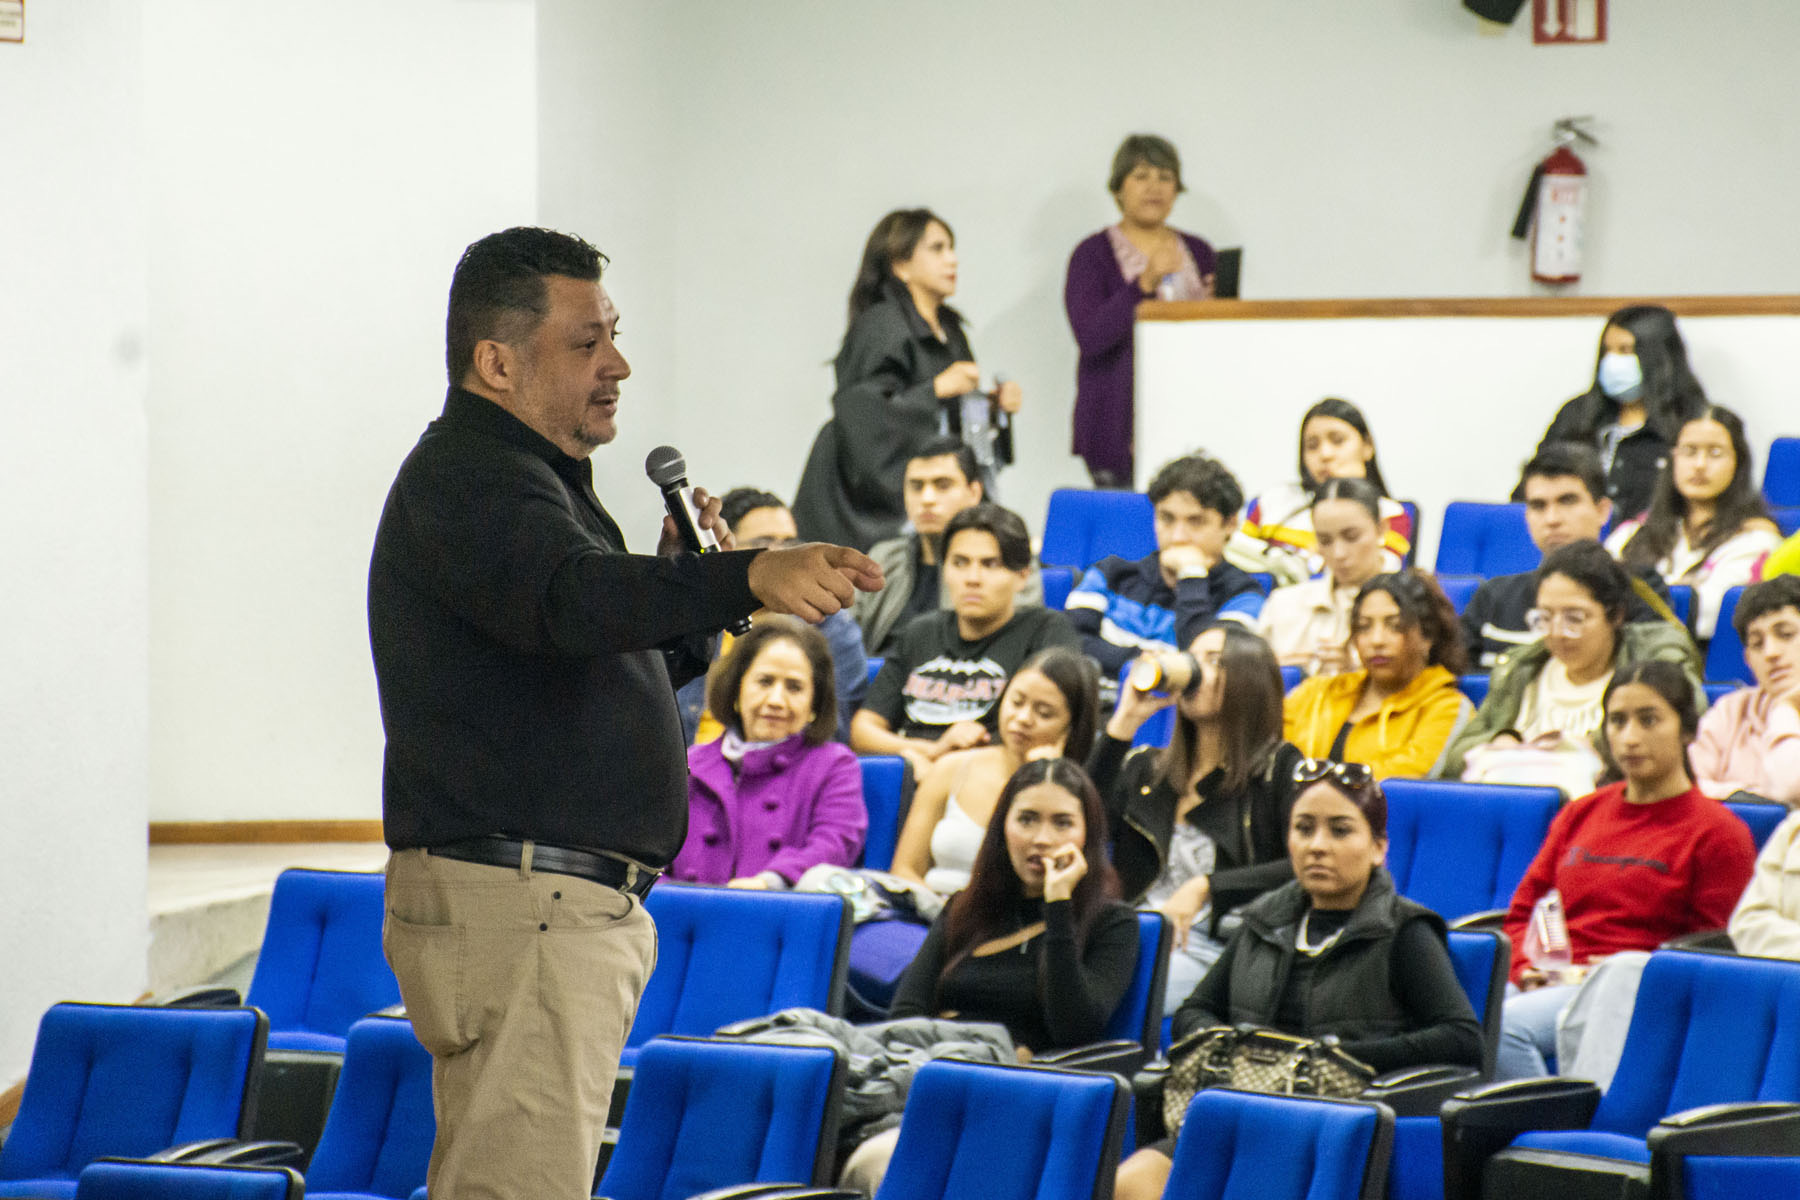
top-left (645, 445), bottom-right (753, 636)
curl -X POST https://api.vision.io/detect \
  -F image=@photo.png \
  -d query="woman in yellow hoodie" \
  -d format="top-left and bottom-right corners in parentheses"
top-left (1285, 569), bottom-right (1473, 778)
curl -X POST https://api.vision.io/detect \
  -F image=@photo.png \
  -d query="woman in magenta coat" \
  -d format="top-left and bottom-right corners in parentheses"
top-left (1065, 133), bottom-right (1217, 487)
top-left (672, 619), bottom-right (867, 887)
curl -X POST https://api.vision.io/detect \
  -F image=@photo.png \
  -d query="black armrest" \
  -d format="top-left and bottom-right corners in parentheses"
top-left (1441, 1076), bottom-right (1601, 1200)
top-left (686, 1184), bottom-right (819, 1200)
top-left (183, 1139), bottom-right (306, 1168)
top-left (151, 985), bottom-right (243, 1008)
top-left (1035, 1039), bottom-right (1147, 1076)
top-left (1659, 929), bottom-right (1736, 953)
top-left (1647, 1103), bottom-right (1800, 1200)
top-left (1448, 910), bottom-right (1506, 933)
top-left (1131, 1061), bottom-right (1170, 1146)
top-left (149, 1140), bottom-right (237, 1162)
top-left (1361, 1065), bottom-right (1482, 1119)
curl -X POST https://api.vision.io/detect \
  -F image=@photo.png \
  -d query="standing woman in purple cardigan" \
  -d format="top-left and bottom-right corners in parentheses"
top-left (1065, 135), bottom-right (1217, 488)
top-left (672, 618), bottom-right (867, 888)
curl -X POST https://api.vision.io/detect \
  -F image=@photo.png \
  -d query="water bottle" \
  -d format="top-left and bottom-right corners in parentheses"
top-left (1523, 888), bottom-right (1574, 980)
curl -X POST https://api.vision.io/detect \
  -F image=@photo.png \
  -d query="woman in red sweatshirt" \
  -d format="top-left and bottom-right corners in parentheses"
top-left (1495, 659), bottom-right (1756, 1078)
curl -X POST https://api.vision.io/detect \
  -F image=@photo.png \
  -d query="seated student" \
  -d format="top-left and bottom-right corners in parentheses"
top-left (1441, 540), bottom-right (1702, 789)
top-left (1692, 575), bottom-right (1800, 804)
top-left (1257, 478), bottom-right (1391, 674)
top-left (842, 758), bottom-right (1138, 1194)
top-left (856, 437), bottom-right (1044, 656)
top-left (1088, 623), bottom-right (1304, 1012)
top-left (1462, 444), bottom-right (1673, 671)
top-left (1495, 661), bottom-right (1756, 1079)
top-left (671, 619), bottom-right (866, 888)
top-left (1114, 759), bottom-right (1482, 1200)
top-left (1522, 304), bottom-right (1708, 523)
top-left (852, 503), bottom-right (1081, 777)
top-left (1605, 405), bottom-right (1782, 641)
top-left (1728, 807), bottom-right (1800, 958)
top-left (1232, 397), bottom-right (1413, 584)
top-left (890, 647), bottom-right (1100, 896)
top-left (1284, 570), bottom-right (1473, 779)
top-left (1064, 452), bottom-right (1264, 683)
top-left (676, 487), bottom-right (869, 744)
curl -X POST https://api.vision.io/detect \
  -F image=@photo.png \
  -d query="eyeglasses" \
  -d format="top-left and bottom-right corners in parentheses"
top-left (1525, 607), bottom-right (1596, 637)
top-left (1293, 758), bottom-right (1374, 789)
top-left (1672, 444), bottom-right (1731, 463)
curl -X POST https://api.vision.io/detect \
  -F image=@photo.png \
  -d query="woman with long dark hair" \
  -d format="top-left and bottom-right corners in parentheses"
top-left (793, 209), bottom-right (1022, 550)
top-left (1257, 477), bottom-right (1394, 674)
top-left (1284, 570), bottom-right (1473, 778)
top-left (1088, 622), bottom-right (1303, 1011)
top-left (1604, 405), bottom-right (1781, 640)
top-left (1525, 305), bottom-right (1708, 522)
top-left (1233, 398), bottom-right (1413, 583)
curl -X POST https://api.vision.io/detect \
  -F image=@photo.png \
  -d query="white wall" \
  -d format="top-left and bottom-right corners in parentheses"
top-left (538, 0), bottom-right (1800, 554)
top-left (145, 0), bottom-right (539, 821)
top-left (0, 0), bottom-right (151, 1082)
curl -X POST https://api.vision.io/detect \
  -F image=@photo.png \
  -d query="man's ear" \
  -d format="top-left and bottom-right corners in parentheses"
top-left (470, 339), bottom-right (519, 395)
top-left (1222, 512), bottom-right (1242, 538)
top-left (969, 479), bottom-right (985, 504)
top-left (1596, 496), bottom-right (1614, 528)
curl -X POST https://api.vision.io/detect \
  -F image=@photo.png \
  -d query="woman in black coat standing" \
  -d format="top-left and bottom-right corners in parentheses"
top-left (793, 209), bottom-right (1022, 551)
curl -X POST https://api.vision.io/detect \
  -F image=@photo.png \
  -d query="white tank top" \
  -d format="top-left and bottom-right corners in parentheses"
top-left (924, 797), bottom-right (985, 895)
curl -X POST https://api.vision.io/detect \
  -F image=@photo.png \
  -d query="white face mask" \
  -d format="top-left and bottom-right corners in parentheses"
top-left (1597, 352), bottom-right (1643, 399)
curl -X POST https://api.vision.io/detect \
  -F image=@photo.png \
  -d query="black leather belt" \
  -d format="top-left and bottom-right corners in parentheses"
top-left (429, 837), bottom-right (658, 898)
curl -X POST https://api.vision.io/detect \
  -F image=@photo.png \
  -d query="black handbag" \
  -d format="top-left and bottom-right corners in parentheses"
top-left (1162, 1025), bottom-right (1375, 1133)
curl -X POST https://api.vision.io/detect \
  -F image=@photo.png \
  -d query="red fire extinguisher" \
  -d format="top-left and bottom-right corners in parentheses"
top-left (1512, 117), bottom-right (1597, 285)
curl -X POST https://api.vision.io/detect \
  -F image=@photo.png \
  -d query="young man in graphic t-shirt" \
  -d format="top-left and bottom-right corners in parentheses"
top-left (852, 503), bottom-right (1079, 777)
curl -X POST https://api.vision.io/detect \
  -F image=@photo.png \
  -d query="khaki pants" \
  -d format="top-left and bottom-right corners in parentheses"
top-left (383, 847), bottom-right (657, 1200)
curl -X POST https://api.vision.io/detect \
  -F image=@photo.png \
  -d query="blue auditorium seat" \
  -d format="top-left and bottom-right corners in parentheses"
top-left (1040, 565), bottom-right (1075, 611)
top-left (76, 1161), bottom-right (302, 1200)
top-left (1705, 587), bottom-right (1751, 685)
top-left (1382, 779), bottom-right (1562, 924)
top-left (1765, 437), bottom-right (1800, 507)
top-left (1725, 798), bottom-right (1787, 850)
top-left (1165, 1090), bottom-right (1393, 1200)
top-left (857, 755), bottom-right (911, 872)
top-left (302, 1018), bottom-right (435, 1200)
top-left (247, 869), bottom-right (400, 1054)
top-left (1041, 489), bottom-right (1155, 570)
top-left (1434, 503), bottom-right (1537, 579)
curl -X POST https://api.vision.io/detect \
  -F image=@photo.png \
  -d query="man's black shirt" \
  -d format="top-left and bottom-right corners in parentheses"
top-left (369, 388), bottom-right (760, 864)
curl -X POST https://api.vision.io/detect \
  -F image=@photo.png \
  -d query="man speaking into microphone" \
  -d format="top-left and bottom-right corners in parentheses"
top-left (368, 226), bottom-right (882, 1200)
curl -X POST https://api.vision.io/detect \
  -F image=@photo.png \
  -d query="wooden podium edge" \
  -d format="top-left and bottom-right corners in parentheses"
top-left (1139, 295), bottom-right (1800, 320)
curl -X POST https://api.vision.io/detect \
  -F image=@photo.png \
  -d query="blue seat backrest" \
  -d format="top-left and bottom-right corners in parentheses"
top-left (1706, 587), bottom-right (1751, 684)
top-left (1399, 500), bottom-right (1421, 567)
top-left (76, 1161), bottom-right (301, 1200)
top-left (1678, 1154), bottom-right (1800, 1200)
top-left (1435, 503), bottom-right (1536, 579)
top-left (1041, 566), bottom-right (1075, 612)
top-left (1591, 952), bottom-right (1800, 1138)
top-left (1114, 663), bottom-right (1175, 748)
top-left (1765, 437), bottom-right (1800, 507)
top-left (1280, 665), bottom-right (1303, 694)
top-left (1704, 682), bottom-right (1739, 708)
top-left (1457, 673), bottom-right (1491, 708)
top-left (859, 755), bottom-right (910, 872)
top-left (1041, 489), bottom-right (1155, 571)
top-left (1166, 1089), bottom-right (1388, 1200)
top-left (879, 1060), bottom-right (1123, 1200)
top-left (1101, 913), bottom-right (1167, 1048)
top-left (1773, 506), bottom-right (1800, 537)
top-left (1725, 799), bottom-right (1787, 850)
top-left (0, 1004), bottom-right (265, 1186)
top-left (601, 1037), bottom-right (843, 1200)
top-left (631, 887), bottom-right (850, 1050)
top-left (305, 1017), bottom-right (435, 1198)
top-left (866, 656), bottom-right (884, 687)
top-left (1446, 929), bottom-right (1510, 1076)
top-left (1438, 575), bottom-right (1482, 615)
top-left (1667, 584), bottom-right (1694, 629)
top-left (1383, 780), bottom-right (1562, 921)
top-left (246, 868), bottom-right (399, 1052)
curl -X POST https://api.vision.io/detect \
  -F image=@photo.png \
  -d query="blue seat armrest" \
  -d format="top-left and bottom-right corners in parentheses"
top-left (1647, 1101), bottom-right (1800, 1160)
top-left (1033, 1038), bottom-right (1146, 1075)
top-left (151, 985), bottom-right (243, 1007)
top-left (1363, 1064), bottom-right (1482, 1118)
top-left (1442, 1077), bottom-right (1601, 1200)
top-left (685, 1183), bottom-right (819, 1200)
top-left (1448, 909), bottom-right (1506, 932)
top-left (184, 1139), bottom-right (306, 1167)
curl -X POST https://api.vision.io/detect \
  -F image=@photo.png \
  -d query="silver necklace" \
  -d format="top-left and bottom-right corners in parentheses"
top-left (1295, 911), bottom-right (1345, 956)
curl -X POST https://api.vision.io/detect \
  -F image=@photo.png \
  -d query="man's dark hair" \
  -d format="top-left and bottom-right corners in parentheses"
top-left (942, 503), bottom-right (1032, 572)
top-left (1734, 575), bottom-right (1800, 641)
top-left (1147, 453), bottom-right (1244, 519)
top-left (1519, 442), bottom-right (1608, 505)
top-left (721, 487), bottom-right (787, 531)
top-left (446, 227), bottom-right (604, 385)
top-left (906, 436), bottom-right (980, 488)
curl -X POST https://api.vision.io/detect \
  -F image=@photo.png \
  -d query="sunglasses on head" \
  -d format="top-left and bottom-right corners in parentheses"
top-left (1292, 758), bottom-right (1374, 789)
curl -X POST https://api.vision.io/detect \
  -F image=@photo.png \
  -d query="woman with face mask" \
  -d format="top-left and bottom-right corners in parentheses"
top-left (794, 209), bottom-right (1022, 550)
top-left (1087, 623), bottom-right (1305, 1012)
top-left (1233, 398), bottom-right (1413, 584)
top-left (1603, 405), bottom-right (1782, 641)
top-left (1438, 540), bottom-right (1704, 787)
top-left (1523, 305), bottom-right (1708, 523)
top-left (1065, 134), bottom-right (1217, 488)
top-left (1283, 570), bottom-right (1473, 779)
top-left (1257, 478), bottom-right (1392, 674)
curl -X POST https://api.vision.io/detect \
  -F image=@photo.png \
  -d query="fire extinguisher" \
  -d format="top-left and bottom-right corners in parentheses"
top-left (1511, 117), bottom-right (1597, 285)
